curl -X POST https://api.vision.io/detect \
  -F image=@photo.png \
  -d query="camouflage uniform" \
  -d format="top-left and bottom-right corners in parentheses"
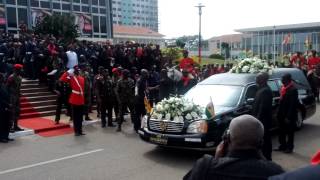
top-left (116, 77), bottom-right (135, 130)
top-left (6, 73), bottom-right (22, 130)
top-left (95, 74), bottom-right (115, 127)
top-left (81, 71), bottom-right (92, 119)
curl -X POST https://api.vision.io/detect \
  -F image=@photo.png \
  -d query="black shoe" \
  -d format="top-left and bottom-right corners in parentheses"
top-left (14, 127), bottom-right (24, 131)
top-left (284, 149), bottom-right (293, 154)
top-left (0, 139), bottom-right (8, 143)
top-left (101, 124), bottom-right (106, 128)
top-left (55, 121), bottom-right (60, 125)
top-left (85, 117), bottom-right (93, 121)
top-left (108, 123), bottom-right (116, 127)
top-left (79, 132), bottom-right (86, 136)
top-left (74, 133), bottom-right (81, 136)
top-left (116, 127), bottom-right (121, 132)
top-left (10, 129), bottom-right (15, 133)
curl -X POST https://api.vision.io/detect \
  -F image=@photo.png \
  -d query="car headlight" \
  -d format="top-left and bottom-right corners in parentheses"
top-left (141, 115), bottom-right (148, 129)
top-left (187, 120), bottom-right (208, 134)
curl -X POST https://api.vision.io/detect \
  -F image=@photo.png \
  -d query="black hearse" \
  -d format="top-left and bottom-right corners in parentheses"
top-left (139, 68), bottom-right (316, 150)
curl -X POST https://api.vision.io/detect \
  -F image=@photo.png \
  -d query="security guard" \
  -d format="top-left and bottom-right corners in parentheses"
top-left (60, 65), bottom-right (86, 136)
top-left (116, 69), bottom-right (135, 132)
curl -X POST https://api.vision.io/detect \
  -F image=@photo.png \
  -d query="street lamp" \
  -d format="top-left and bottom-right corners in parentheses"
top-left (195, 3), bottom-right (205, 64)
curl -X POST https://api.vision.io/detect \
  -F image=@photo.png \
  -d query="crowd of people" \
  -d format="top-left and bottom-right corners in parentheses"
top-left (0, 32), bottom-right (230, 140)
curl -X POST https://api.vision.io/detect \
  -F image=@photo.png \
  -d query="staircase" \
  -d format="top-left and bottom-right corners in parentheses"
top-left (20, 80), bottom-right (57, 119)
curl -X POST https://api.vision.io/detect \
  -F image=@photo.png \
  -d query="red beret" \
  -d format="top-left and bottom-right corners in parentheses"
top-left (311, 150), bottom-right (320, 165)
top-left (112, 68), bottom-right (118, 73)
top-left (14, 64), bottom-right (23, 69)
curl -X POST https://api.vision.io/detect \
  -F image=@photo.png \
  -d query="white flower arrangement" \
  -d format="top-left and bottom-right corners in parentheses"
top-left (151, 96), bottom-right (203, 123)
top-left (230, 57), bottom-right (274, 74)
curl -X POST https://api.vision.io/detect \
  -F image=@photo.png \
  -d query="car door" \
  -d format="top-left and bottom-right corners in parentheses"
top-left (267, 80), bottom-right (281, 128)
top-left (236, 84), bottom-right (257, 115)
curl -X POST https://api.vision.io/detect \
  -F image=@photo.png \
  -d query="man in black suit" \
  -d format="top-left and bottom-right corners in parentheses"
top-left (252, 72), bottom-right (273, 160)
top-left (0, 73), bottom-right (13, 143)
top-left (276, 73), bottom-right (299, 153)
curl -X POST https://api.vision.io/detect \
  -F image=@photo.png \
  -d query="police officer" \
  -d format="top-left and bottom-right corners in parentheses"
top-left (116, 69), bottom-right (135, 132)
top-left (7, 64), bottom-right (24, 132)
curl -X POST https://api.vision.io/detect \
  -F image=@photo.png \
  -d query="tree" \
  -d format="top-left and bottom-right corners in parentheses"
top-left (34, 14), bottom-right (78, 42)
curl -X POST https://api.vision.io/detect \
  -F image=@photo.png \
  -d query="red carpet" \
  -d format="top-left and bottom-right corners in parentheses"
top-left (38, 128), bottom-right (74, 137)
top-left (19, 117), bottom-right (73, 137)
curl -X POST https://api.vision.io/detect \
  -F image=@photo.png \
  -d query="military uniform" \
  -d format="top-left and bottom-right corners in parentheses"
top-left (55, 76), bottom-right (71, 123)
top-left (95, 74), bottom-right (115, 127)
top-left (116, 77), bottom-right (135, 131)
top-left (6, 72), bottom-right (22, 131)
top-left (81, 70), bottom-right (92, 120)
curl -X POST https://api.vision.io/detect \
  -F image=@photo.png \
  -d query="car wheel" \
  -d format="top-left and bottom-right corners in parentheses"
top-left (296, 111), bottom-right (303, 130)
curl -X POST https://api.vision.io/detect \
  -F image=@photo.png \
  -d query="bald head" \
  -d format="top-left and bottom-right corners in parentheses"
top-left (229, 115), bottom-right (264, 150)
top-left (256, 72), bottom-right (269, 86)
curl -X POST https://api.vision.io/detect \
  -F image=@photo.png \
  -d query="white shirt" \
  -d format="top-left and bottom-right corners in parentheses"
top-left (66, 50), bottom-right (78, 69)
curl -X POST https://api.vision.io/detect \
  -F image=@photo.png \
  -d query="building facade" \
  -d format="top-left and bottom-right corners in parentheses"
top-left (111, 0), bottom-right (158, 32)
top-left (236, 22), bottom-right (320, 59)
top-left (0, 0), bottom-right (113, 38)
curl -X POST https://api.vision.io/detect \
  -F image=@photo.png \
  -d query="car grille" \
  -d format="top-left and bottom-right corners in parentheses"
top-left (148, 119), bottom-right (184, 133)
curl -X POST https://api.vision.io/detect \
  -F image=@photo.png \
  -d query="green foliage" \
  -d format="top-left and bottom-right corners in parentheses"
top-left (34, 14), bottom-right (78, 42)
top-left (209, 54), bottom-right (225, 60)
top-left (161, 47), bottom-right (183, 61)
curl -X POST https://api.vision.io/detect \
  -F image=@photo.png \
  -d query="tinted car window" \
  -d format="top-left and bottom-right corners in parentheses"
top-left (245, 85), bottom-right (257, 99)
top-left (184, 85), bottom-right (243, 107)
top-left (268, 80), bottom-right (280, 97)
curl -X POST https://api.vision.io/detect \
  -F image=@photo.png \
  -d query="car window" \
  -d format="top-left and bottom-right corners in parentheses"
top-left (277, 79), bottom-right (306, 95)
top-left (245, 85), bottom-right (257, 99)
top-left (268, 80), bottom-right (280, 97)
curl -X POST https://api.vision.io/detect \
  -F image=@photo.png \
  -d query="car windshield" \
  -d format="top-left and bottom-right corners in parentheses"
top-left (184, 85), bottom-right (244, 107)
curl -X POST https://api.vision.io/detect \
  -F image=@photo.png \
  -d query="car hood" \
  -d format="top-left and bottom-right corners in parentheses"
top-left (214, 106), bottom-right (234, 116)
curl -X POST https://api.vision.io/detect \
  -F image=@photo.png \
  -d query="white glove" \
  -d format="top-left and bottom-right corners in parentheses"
top-left (67, 68), bottom-right (74, 77)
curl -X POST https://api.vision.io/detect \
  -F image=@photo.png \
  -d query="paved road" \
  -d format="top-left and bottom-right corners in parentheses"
top-left (0, 108), bottom-right (320, 180)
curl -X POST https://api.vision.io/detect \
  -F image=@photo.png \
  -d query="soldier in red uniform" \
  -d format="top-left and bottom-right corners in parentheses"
top-left (179, 50), bottom-right (194, 72)
top-left (290, 52), bottom-right (306, 70)
top-left (59, 65), bottom-right (86, 136)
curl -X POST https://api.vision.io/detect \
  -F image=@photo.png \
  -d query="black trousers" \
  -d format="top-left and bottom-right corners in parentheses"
top-left (278, 120), bottom-right (295, 150)
top-left (100, 102), bottom-right (113, 126)
top-left (134, 98), bottom-right (146, 131)
top-left (72, 105), bottom-right (84, 134)
top-left (262, 130), bottom-right (272, 160)
top-left (0, 110), bottom-right (10, 139)
top-left (55, 95), bottom-right (70, 121)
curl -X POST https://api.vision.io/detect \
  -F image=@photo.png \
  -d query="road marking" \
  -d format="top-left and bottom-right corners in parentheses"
top-left (0, 149), bottom-right (104, 175)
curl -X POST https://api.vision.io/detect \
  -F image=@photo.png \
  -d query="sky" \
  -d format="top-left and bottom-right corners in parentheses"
top-left (158, 0), bottom-right (320, 39)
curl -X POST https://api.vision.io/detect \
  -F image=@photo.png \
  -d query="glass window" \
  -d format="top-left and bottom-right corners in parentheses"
top-left (245, 85), bottom-right (257, 100)
top-left (81, 0), bottom-right (88, 4)
top-left (53, 3), bottom-right (61, 9)
top-left (41, 1), bottom-right (50, 8)
top-left (92, 7), bottom-right (98, 13)
top-left (73, 0), bottom-right (80, 3)
top-left (267, 80), bottom-right (280, 97)
top-left (93, 15), bottom-right (99, 33)
top-left (99, 0), bottom-right (105, 6)
top-left (62, 4), bottom-right (71, 10)
top-left (100, 16), bottom-right (106, 33)
top-left (7, 7), bottom-right (17, 28)
top-left (17, 0), bottom-right (27, 6)
top-left (31, 0), bottom-right (39, 7)
top-left (6, 0), bottom-right (15, 4)
top-left (100, 8), bottom-right (106, 14)
top-left (62, 0), bottom-right (70, 2)
top-left (92, 0), bottom-right (98, 5)
top-left (18, 8), bottom-right (27, 25)
top-left (82, 6), bottom-right (89, 12)
top-left (185, 85), bottom-right (244, 107)
top-left (73, 5), bottom-right (80, 11)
